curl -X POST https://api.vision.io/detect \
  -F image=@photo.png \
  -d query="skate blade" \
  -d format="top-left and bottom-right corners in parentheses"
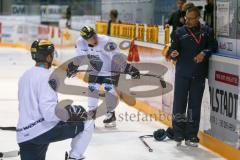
top-left (104, 122), bottom-right (116, 128)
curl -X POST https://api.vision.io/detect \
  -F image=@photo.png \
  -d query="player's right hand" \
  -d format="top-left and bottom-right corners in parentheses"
top-left (131, 70), bottom-right (140, 79)
top-left (65, 105), bottom-right (88, 122)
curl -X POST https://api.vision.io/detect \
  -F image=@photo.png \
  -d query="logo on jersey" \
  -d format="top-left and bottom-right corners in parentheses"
top-left (48, 79), bottom-right (57, 91)
top-left (104, 42), bottom-right (117, 52)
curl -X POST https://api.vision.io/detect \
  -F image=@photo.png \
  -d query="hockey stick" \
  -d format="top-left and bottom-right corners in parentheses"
top-left (110, 71), bottom-right (166, 88)
top-left (0, 150), bottom-right (19, 159)
top-left (76, 70), bottom-right (167, 88)
top-left (0, 127), bottom-right (16, 131)
top-left (139, 135), bottom-right (154, 152)
top-left (68, 69), bottom-right (92, 78)
top-left (129, 72), bottom-right (166, 88)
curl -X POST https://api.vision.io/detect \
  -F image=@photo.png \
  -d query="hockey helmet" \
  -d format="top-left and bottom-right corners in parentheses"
top-left (31, 40), bottom-right (55, 62)
top-left (80, 26), bottom-right (96, 40)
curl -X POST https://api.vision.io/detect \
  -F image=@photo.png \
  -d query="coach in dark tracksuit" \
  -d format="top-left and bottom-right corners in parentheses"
top-left (167, 7), bottom-right (217, 146)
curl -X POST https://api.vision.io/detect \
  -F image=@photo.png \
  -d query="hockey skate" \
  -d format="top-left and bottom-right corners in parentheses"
top-left (103, 111), bottom-right (116, 128)
top-left (185, 137), bottom-right (199, 147)
top-left (65, 152), bottom-right (85, 160)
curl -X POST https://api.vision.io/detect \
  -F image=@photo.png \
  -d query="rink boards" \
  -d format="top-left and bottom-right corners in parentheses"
top-left (0, 19), bottom-right (239, 160)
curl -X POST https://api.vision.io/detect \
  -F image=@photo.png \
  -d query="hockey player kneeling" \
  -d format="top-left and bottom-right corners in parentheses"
top-left (66, 26), bottom-right (140, 128)
top-left (17, 40), bottom-right (94, 160)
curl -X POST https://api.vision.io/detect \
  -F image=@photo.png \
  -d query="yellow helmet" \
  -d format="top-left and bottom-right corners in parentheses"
top-left (31, 40), bottom-right (55, 62)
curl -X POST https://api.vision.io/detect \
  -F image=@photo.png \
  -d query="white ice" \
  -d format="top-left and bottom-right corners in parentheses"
top-left (0, 47), bottom-right (225, 160)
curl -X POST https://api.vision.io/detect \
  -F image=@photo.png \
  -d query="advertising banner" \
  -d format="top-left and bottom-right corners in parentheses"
top-left (216, 1), bottom-right (230, 36)
top-left (204, 56), bottom-right (240, 149)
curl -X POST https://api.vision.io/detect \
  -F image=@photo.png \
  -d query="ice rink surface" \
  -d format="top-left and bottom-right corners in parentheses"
top-left (0, 47), bottom-right (225, 160)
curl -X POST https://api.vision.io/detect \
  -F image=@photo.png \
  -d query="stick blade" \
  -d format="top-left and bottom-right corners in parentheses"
top-left (0, 150), bottom-right (19, 158)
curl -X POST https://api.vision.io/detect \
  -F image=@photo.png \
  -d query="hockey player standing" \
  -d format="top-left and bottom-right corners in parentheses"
top-left (66, 26), bottom-right (140, 128)
top-left (17, 40), bottom-right (94, 160)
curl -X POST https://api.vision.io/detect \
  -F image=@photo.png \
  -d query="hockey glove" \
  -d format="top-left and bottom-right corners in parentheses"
top-left (66, 62), bottom-right (79, 78)
top-left (124, 64), bottom-right (140, 79)
top-left (65, 105), bottom-right (88, 122)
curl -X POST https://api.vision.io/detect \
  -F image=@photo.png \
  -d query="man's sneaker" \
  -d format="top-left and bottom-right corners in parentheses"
top-left (174, 136), bottom-right (184, 147)
top-left (185, 137), bottom-right (199, 147)
top-left (103, 111), bottom-right (116, 128)
top-left (65, 152), bottom-right (85, 160)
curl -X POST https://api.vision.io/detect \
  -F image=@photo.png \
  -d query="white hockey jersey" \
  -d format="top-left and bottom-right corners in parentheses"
top-left (16, 66), bottom-right (60, 143)
top-left (73, 34), bottom-right (127, 76)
